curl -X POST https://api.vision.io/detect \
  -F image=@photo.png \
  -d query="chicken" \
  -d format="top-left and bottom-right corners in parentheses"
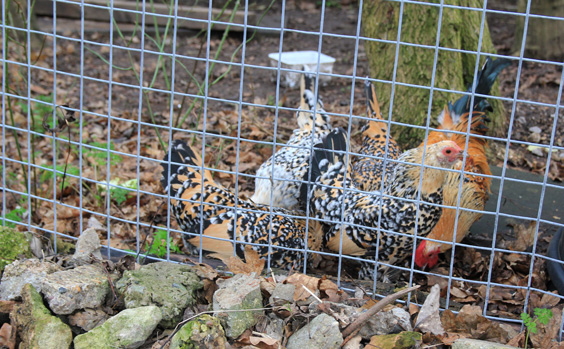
top-left (301, 128), bottom-right (463, 279)
top-left (352, 80), bottom-right (401, 191)
top-left (251, 73), bottom-right (332, 210)
top-left (161, 140), bottom-right (323, 270)
top-left (414, 57), bottom-right (510, 268)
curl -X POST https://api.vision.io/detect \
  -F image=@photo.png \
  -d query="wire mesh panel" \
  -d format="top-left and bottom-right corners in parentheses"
top-left (1, 0), bottom-right (564, 338)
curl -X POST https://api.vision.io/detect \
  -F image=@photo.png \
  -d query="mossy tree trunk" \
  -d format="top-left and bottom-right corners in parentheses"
top-left (513, 0), bottom-right (564, 61)
top-left (362, 0), bottom-right (506, 148)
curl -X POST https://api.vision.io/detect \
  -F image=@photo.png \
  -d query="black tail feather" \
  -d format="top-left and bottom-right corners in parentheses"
top-left (451, 57), bottom-right (511, 116)
top-left (300, 128), bottom-right (348, 204)
top-left (160, 140), bottom-right (200, 194)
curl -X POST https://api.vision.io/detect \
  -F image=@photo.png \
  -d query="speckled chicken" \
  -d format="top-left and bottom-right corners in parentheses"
top-left (251, 73), bottom-right (332, 210)
top-left (161, 140), bottom-right (323, 270)
top-left (352, 80), bottom-right (401, 191)
top-left (414, 57), bottom-right (510, 268)
top-left (301, 128), bottom-right (463, 279)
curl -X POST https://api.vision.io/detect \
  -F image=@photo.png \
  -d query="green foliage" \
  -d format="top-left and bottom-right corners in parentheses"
top-left (145, 229), bottom-right (181, 258)
top-left (84, 141), bottom-right (121, 167)
top-left (40, 164), bottom-right (80, 189)
top-left (96, 178), bottom-right (138, 205)
top-left (3, 207), bottom-right (27, 228)
top-left (521, 308), bottom-right (553, 348)
top-left (19, 94), bottom-right (55, 132)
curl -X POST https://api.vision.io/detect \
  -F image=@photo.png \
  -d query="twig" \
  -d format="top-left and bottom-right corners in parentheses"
top-left (302, 285), bottom-right (322, 303)
top-left (340, 285), bottom-right (420, 347)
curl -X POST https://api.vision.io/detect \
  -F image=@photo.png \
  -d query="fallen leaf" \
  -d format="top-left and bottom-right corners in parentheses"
top-left (285, 273), bottom-right (320, 302)
top-left (249, 334), bottom-right (281, 349)
top-left (415, 284), bottom-right (445, 336)
top-left (0, 323), bottom-right (15, 349)
top-left (225, 245), bottom-right (265, 275)
top-left (530, 308), bottom-right (562, 349)
top-left (342, 334), bottom-right (362, 349)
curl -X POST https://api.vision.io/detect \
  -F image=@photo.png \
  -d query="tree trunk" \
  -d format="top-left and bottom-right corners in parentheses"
top-left (362, 0), bottom-right (506, 148)
top-left (513, 0), bottom-right (564, 61)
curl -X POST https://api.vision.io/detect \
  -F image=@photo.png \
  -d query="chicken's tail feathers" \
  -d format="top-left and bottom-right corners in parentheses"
top-left (365, 79), bottom-right (382, 120)
top-left (161, 140), bottom-right (211, 195)
top-left (450, 57), bottom-right (510, 123)
top-left (297, 72), bottom-right (330, 130)
top-left (300, 128), bottom-right (348, 202)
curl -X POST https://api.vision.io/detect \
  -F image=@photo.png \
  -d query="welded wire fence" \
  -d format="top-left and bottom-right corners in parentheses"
top-left (2, 0), bottom-right (564, 335)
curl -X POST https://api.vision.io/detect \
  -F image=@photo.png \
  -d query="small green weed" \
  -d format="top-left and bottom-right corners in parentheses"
top-left (145, 229), bottom-right (181, 258)
top-left (39, 164), bottom-right (80, 190)
top-left (84, 141), bottom-right (121, 167)
top-left (3, 207), bottom-right (27, 228)
top-left (19, 94), bottom-right (55, 133)
top-left (96, 178), bottom-right (138, 205)
top-left (521, 308), bottom-right (553, 348)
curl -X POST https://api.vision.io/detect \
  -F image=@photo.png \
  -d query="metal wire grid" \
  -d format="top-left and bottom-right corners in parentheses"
top-left (1, 0), bottom-right (564, 332)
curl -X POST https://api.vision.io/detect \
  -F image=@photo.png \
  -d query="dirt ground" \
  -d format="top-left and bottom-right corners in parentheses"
top-left (2, 0), bottom-right (563, 320)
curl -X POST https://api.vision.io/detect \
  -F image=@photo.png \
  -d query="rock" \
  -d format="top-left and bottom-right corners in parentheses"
top-left (116, 262), bottom-right (203, 328)
top-left (170, 314), bottom-right (227, 348)
top-left (73, 306), bottom-right (162, 349)
top-left (264, 313), bottom-right (285, 342)
top-left (68, 308), bottom-right (110, 332)
top-left (517, 116), bottom-right (527, 124)
top-left (10, 284), bottom-right (72, 349)
top-left (213, 273), bottom-right (263, 339)
top-left (367, 331), bottom-right (422, 349)
top-left (451, 338), bottom-right (518, 349)
top-left (286, 313), bottom-right (343, 349)
top-left (69, 228), bottom-right (103, 267)
top-left (0, 258), bottom-right (61, 301)
top-left (40, 264), bottom-right (110, 315)
top-left (529, 126), bottom-right (542, 134)
top-left (0, 227), bottom-right (33, 272)
top-left (359, 307), bottom-right (412, 339)
top-left (269, 283), bottom-right (296, 306)
top-left (414, 284), bottom-right (444, 335)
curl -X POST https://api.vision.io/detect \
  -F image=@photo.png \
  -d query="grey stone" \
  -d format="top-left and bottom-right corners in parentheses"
top-left (264, 313), bottom-right (285, 342)
top-left (529, 126), bottom-right (542, 134)
top-left (213, 273), bottom-right (263, 339)
top-left (286, 313), bottom-right (343, 349)
top-left (116, 262), bottom-right (203, 328)
top-left (69, 228), bottom-right (103, 266)
top-left (359, 307), bottom-right (413, 339)
top-left (451, 338), bottom-right (518, 349)
top-left (269, 283), bottom-right (295, 306)
top-left (68, 308), bottom-right (110, 332)
top-left (0, 258), bottom-right (61, 301)
top-left (40, 264), bottom-right (110, 315)
top-left (170, 314), bottom-right (227, 349)
top-left (10, 284), bottom-right (72, 349)
top-left (73, 306), bottom-right (162, 349)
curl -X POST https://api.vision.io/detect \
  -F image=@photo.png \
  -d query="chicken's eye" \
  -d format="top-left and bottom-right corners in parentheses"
top-left (445, 149), bottom-right (452, 154)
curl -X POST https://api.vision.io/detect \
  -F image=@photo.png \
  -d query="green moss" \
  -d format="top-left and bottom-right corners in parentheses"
top-left (362, 0), bottom-right (505, 148)
top-left (0, 227), bottom-right (33, 272)
top-left (368, 331), bottom-right (422, 349)
top-left (170, 314), bottom-right (227, 349)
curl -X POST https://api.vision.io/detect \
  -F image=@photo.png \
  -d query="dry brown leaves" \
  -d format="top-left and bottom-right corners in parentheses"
top-left (234, 330), bottom-right (281, 349)
top-left (441, 305), bottom-right (513, 343)
top-left (225, 246), bottom-right (265, 276)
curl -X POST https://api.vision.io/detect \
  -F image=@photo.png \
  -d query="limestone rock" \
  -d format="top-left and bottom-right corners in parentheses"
top-left (170, 314), bottom-right (227, 348)
top-left (73, 306), bottom-right (162, 349)
top-left (286, 313), bottom-right (343, 349)
top-left (359, 307), bottom-right (413, 339)
top-left (10, 284), bottom-right (72, 349)
top-left (69, 228), bottom-right (103, 266)
top-left (0, 258), bottom-right (61, 301)
top-left (116, 262), bottom-right (203, 328)
top-left (213, 273), bottom-right (263, 339)
top-left (40, 264), bottom-right (110, 315)
top-left (68, 308), bottom-right (110, 332)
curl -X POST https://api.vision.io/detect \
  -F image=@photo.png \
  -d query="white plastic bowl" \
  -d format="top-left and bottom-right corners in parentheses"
top-left (268, 51), bottom-right (336, 88)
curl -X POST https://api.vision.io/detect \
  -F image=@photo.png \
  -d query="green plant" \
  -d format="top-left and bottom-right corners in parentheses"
top-left (96, 178), bottom-right (138, 205)
top-left (83, 141), bottom-right (121, 167)
top-left (521, 308), bottom-right (553, 348)
top-left (39, 164), bottom-right (80, 190)
top-left (18, 94), bottom-right (55, 133)
top-left (145, 229), bottom-right (180, 258)
top-left (3, 207), bottom-right (27, 228)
